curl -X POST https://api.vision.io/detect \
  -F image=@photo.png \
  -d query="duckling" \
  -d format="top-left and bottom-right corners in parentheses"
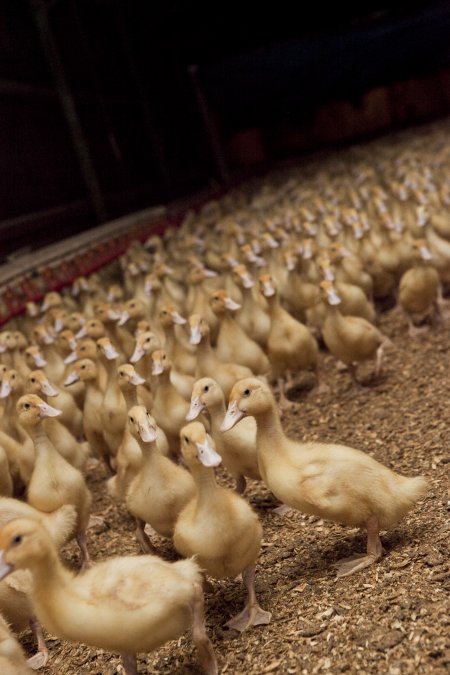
top-left (0, 613), bottom-right (33, 674)
top-left (24, 371), bottom-right (89, 470)
top-left (30, 324), bottom-right (65, 386)
top-left (96, 337), bottom-right (127, 458)
top-left (24, 369), bottom-right (84, 441)
top-left (210, 290), bottom-right (270, 375)
top-left (159, 304), bottom-right (197, 376)
top-left (187, 377), bottom-right (260, 493)
top-left (231, 264), bottom-right (271, 348)
top-left (188, 314), bottom-right (254, 399)
top-left (0, 448), bottom-right (13, 497)
top-left (64, 337), bottom-right (107, 393)
top-left (173, 422), bottom-right (271, 631)
top-left (259, 274), bottom-right (321, 407)
top-left (0, 498), bottom-right (76, 669)
top-left (150, 350), bottom-right (191, 457)
top-left (17, 394), bottom-right (93, 569)
top-left (221, 378), bottom-right (427, 577)
top-left (397, 240), bottom-right (441, 335)
top-left (64, 359), bottom-right (113, 474)
top-left (125, 406), bottom-right (195, 552)
top-left (320, 281), bottom-right (391, 384)
top-left (0, 518), bottom-right (217, 675)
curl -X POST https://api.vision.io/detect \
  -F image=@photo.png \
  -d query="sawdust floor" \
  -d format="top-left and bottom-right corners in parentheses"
top-left (25, 306), bottom-right (449, 674)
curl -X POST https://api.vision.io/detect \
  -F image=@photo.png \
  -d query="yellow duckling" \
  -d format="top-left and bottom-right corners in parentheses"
top-left (259, 273), bottom-right (321, 407)
top-left (221, 378), bottom-right (427, 577)
top-left (397, 240), bottom-right (441, 336)
top-left (186, 377), bottom-right (260, 493)
top-left (173, 422), bottom-right (271, 631)
top-left (0, 448), bottom-right (12, 498)
top-left (125, 406), bottom-right (195, 552)
top-left (0, 498), bottom-right (76, 669)
top-left (188, 314), bottom-right (253, 399)
top-left (0, 612), bottom-right (33, 674)
top-left (210, 289), bottom-right (270, 375)
top-left (16, 395), bottom-right (93, 569)
top-left (0, 518), bottom-right (217, 675)
top-left (320, 281), bottom-right (391, 384)
top-left (64, 359), bottom-right (113, 474)
top-left (24, 370), bottom-right (89, 470)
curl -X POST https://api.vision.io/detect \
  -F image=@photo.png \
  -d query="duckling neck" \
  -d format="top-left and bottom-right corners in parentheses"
top-left (26, 423), bottom-right (54, 455)
top-left (254, 405), bottom-right (285, 448)
top-left (208, 400), bottom-right (227, 433)
top-left (122, 387), bottom-right (138, 409)
top-left (191, 465), bottom-right (217, 504)
top-left (138, 439), bottom-right (157, 464)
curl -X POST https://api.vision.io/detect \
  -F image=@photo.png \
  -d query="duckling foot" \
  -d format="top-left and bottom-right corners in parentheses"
top-left (225, 603), bottom-right (272, 632)
top-left (120, 652), bottom-right (138, 675)
top-left (191, 582), bottom-right (218, 675)
top-left (135, 518), bottom-right (157, 554)
top-left (27, 650), bottom-right (49, 670)
top-left (335, 515), bottom-right (382, 578)
top-left (335, 553), bottom-right (380, 578)
top-left (28, 617), bottom-right (49, 669)
top-left (272, 503), bottom-right (294, 516)
top-left (225, 565), bottom-right (271, 632)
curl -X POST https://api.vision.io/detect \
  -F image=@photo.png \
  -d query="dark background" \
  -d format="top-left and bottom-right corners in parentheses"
top-left (1, 1), bottom-right (450, 256)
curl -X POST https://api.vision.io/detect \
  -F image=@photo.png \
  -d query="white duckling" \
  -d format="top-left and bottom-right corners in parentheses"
top-left (186, 377), bottom-right (260, 493)
top-left (16, 394), bottom-right (93, 569)
top-left (221, 378), bottom-right (427, 577)
top-left (0, 518), bottom-right (217, 675)
top-left (125, 406), bottom-right (195, 552)
top-left (173, 422), bottom-right (271, 631)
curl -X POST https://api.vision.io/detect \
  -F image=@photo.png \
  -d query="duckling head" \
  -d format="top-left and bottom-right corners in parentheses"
top-left (180, 422), bottom-right (222, 468)
top-left (26, 370), bottom-right (59, 397)
top-left (159, 304), bottom-right (187, 328)
top-left (186, 378), bottom-right (222, 421)
top-left (232, 264), bottom-right (254, 289)
top-left (319, 280), bottom-right (342, 306)
top-left (258, 273), bottom-right (276, 298)
top-left (16, 394), bottom-right (62, 425)
top-left (64, 338), bottom-right (97, 365)
top-left (129, 331), bottom-right (160, 363)
top-left (117, 364), bottom-right (146, 390)
top-left (12, 331), bottom-right (27, 350)
top-left (118, 298), bottom-right (146, 327)
top-left (76, 318), bottom-right (105, 340)
top-left (221, 377), bottom-right (269, 431)
top-left (188, 314), bottom-right (209, 345)
top-left (0, 370), bottom-right (21, 399)
top-left (209, 290), bottom-right (241, 316)
top-left (127, 405), bottom-right (157, 443)
top-left (0, 518), bottom-right (52, 579)
top-left (64, 358), bottom-right (98, 386)
top-left (96, 337), bottom-right (120, 361)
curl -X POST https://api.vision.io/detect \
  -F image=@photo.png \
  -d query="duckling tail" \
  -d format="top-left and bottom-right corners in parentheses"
top-left (172, 557), bottom-right (203, 586)
top-left (399, 475), bottom-right (428, 508)
top-left (44, 505), bottom-right (77, 548)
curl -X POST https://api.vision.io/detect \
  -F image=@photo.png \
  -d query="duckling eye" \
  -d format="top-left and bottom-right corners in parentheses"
top-left (30, 378), bottom-right (36, 384)
top-left (81, 364), bottom-right (86, 370)
top-left (23, 403), bottom-right (30, 410)
top-left (129, 416), bottom-right (134, 424)
top-left (204, 385), bottom-right (209, 392)
top-left (184, 436), bottom-right (189, 443)
top-left (11, 374), bottom-right (16, 380)
top-left (243, 388), bottom-right (251, 396)
top-left (12, 535), bottom-right (22, 546)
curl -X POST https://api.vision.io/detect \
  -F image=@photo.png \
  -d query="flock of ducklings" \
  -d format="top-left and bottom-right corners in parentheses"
top-left (1, 122), bottom-right (449, 673)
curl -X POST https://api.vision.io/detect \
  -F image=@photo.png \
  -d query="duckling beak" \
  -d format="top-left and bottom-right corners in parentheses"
top-left (224, 297), bottom-right (242, 311)
top-left (138, 421), bottom-right (157, 443)
top-left (0, 381), bottom-right (11, 399)
top-left (171, 311), bottom-right (187, 325)
top-left (117, 311), bottom-right (129, 326)
top-left (108, 308), bottom-right (122, 321)
top-left (0, 552), bottom-right (12, 581)
top-left (144, 280), bottom-right (153, 295)
top-left (42, 332), bottom-right (54, 345)
top-left (75, 325), bottom-right (87, 339)
top-left (130, 372), bottom-right (146, 386)
top-left (54, 318), bottom-right (64, 333)
top-left (326, 288), bottom-right (342, 305)
top-left (241, 273), bottom-right (254, 289)
top-left (102, 344), bottom-right (120, 360)
top-left (196, 439), bottom-right (222, 468)
top-left (38, 402), bottom-right (62, 418)
top-left (419, 246), bottom-right (433, 261)
top-left (186, 396), bottom-right (204, 421)
top-left (64, 351), bottom-right (78, 365)
top-left (189, 326), bottom-right (202, 345)
top-left (203, 269), bottom-right (217, 278)
top-left (33, 353), bottom-right (47, 368)
top-left (64, 371), bottom-right (80, 386)
top-left (40, 380), bottom-right (59, 397)
top-left (130, 345), bottom-right (144, 363)
top-left (261, 281), bottom-right (275, 298)
top-left (220, 401), bottom-right (245, 432)
top-left (152, 361), bottom-right (164, 376)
